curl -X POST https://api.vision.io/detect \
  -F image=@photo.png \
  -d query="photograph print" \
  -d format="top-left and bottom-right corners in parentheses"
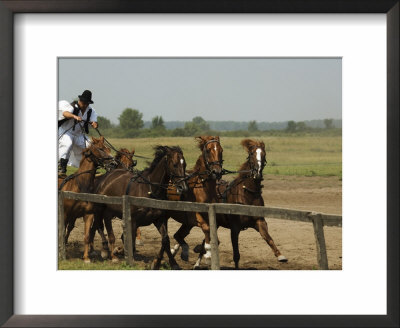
top-left (57, 58), bottom-right (342, 270)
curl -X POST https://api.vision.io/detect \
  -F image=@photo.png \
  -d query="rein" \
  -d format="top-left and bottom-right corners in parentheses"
top-left (94, 127), bottom-right (151, 160)
top-left (125, 154), bottom-right (185, 199)
top-left (217, 152), bottom-right (265, 202)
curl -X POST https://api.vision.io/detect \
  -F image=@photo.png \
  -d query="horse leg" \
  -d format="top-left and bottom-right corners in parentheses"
top-left (97, 218), bottom-right (110, 256)
top-left (255, 219), bottom-right (287, 262)
top-left (230, 227), bottom-right (241, 269)
top-left (83, 214), bottom-right (94, 263)
top-left (88, 219), bottom-right (97, 254)
top-left (135, 227), bottom-right (143, 246)
top-left (193, 239), bottom-right (206, 269)
top-left (172, 223), bottom-right (193, 262)
top-left (64, 217), bottom-right (76, 244)
top-left (152, 217), bottom-right (180, 270)
top-left (104, 216), bottom-right (118, 263)
top-left (195, 212), bottom-right (212, 265)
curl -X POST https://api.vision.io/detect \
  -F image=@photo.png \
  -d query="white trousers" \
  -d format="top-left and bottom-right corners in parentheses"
top-left (58, 133), bottom-right (89, 167)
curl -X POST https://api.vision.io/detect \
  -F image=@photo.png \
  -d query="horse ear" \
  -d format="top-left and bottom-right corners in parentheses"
top-left (241, 139), bottom-right (253, 151)
top-left (131, 148), bottom-right (135, 155)
top-left (91, 136), bottom-right (98, 143)
top-left (99, 136), bottom-right (104, 143)
top-left (260, 141), bottom-right (266, 150)
top-left (195, 136), bottom-right (205, 149)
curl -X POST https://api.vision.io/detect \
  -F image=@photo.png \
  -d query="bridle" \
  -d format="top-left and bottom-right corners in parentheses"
top-left (202, 139), bottom-right (223, 175)
top-left (125, 150), bottom-right (187, 198)
top-left (246, 147), bottom-right (266, 179)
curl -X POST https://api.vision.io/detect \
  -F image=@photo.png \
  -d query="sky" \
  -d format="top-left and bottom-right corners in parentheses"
top-left (58, 58), bottom-right (341, 124)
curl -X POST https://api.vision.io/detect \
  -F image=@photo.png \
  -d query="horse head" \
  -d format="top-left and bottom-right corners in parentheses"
top-left (241, 139), bottom-right (267, 180)
top-left (82, 136), bottom-right (114, 168)
top-left (115, 148), bottom-right (136, 171)
top-left (196, 136), bottom-right (223, 180)
top-left (151, 146), bottom-right (188, 195)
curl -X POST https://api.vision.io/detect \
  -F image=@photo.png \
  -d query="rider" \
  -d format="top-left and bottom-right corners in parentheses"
top-left (58, 90), bottom-right (99, 174)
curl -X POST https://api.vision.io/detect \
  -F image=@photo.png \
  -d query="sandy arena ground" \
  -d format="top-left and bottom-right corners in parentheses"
top-left (66, 175), bottom-right (342, 270)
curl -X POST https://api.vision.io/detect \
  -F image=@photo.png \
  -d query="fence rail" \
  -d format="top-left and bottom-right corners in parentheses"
top-left (58, 191), bottom-right (342, 270)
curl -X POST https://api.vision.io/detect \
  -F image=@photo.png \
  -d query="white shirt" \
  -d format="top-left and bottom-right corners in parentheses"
top-left (58, 100), bottom-right (98, 136)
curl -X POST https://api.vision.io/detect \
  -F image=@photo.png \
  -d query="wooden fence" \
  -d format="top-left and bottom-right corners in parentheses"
top-left (58, 191), bottom-right (342, 270)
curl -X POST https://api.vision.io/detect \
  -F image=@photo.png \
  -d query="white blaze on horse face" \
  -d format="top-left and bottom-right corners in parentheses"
top-left (256, 148), bottom-right (262, 175)
top-left (180, 159), bottom-right (184, 165)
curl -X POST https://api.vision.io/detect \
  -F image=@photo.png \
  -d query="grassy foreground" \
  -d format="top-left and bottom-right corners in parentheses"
top-left (67, 135), bottom-right (342, 177)
top-left (58, 259), bottom-right (141, 270)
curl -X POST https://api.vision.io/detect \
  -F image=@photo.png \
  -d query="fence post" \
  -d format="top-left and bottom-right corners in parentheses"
top-left (312, 214), bottom-right (329, 270)
top-left (58, 191), bottom-right (66, 261)
top-left (122, 195), bottom-right (134, 266)
top-left (208, 204), bottom-right (220, 270)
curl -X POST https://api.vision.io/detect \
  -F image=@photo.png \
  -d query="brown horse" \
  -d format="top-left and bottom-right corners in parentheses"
top-left (58, 136), bottom-right (113, 262)
top-left (168, 136), bottom-right (223, 266)
top-left (88, 147), bottom-right (144, 259)
top-left (88, 145), bottom-right (188, 268)
top-left (64, 147), bottom-right (140, 250)
top-left (197, 139), bottom-right (288, 269)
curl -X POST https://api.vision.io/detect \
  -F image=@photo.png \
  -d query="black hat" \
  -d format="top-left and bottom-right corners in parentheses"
top-left (78, 90), bottom-right (94, 104)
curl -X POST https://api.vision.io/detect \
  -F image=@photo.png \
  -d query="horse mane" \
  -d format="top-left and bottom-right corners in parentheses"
top-left (143, 145), bottom-right (183, 174)
top-left (241, 138), bottom-right (265, 152)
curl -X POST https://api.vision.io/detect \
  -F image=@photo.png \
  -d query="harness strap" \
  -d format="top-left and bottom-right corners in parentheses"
top-left (125, 174), bottom-right (140, 195)
top-left (58, 168), bottom-right (96, 191)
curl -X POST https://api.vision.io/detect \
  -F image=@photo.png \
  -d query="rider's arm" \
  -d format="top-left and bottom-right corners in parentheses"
top-left (63, 111), bottom-right (81, 121)
top-left (89, 108), bottom-right (98, 128)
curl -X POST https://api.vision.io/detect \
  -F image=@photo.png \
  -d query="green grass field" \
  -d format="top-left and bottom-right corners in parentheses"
top-left (67, 136), bottom-right (342, 177)
top-left (58, 259), bottom-right (140, 270)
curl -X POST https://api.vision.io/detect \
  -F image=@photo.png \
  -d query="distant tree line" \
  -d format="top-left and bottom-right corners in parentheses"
top-left (90, 107), bottom-right (341, 138)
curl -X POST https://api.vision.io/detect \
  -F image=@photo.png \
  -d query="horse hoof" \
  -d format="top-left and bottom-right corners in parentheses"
top-left (111, 257), bottom-right (119, 263)
top-left (171, 264), bottom-right (181, 270)
top-left (136, 239), bottom-right (143, 246)
top-left (83, 258), bottom-right (91, 264)
top-left (181, 245), bottom-right (189, 261)
top-left (113, 247), bottom-right (124, 256)
top-left (180, 252), bottom-right (189, 262)
top-left (151, 260), bottom-right (160, 270)
top-left (193, 244), bottom-right (203, 253)
top-left (101, 250), bottom-right (109, 260)
top-left (278, 255), bottom-right (288, 262)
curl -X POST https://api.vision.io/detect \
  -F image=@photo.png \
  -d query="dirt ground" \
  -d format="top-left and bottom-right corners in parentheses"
top-left (66, 175), bottom-right (342, 270)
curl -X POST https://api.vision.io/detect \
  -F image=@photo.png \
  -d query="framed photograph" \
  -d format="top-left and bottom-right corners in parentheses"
top-left (1, 1), bottom-right (398, 327)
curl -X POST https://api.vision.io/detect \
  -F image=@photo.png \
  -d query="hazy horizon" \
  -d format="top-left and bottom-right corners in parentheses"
top-left (58, 58), bottom-right (342, 124)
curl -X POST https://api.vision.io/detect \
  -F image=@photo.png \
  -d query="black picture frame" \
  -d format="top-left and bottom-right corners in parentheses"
top-left (1, 1), bottom-right (398, 327)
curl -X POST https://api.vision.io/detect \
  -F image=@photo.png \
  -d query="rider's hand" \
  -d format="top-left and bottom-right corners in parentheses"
top-left (91, 121), bottom-right (98, 129)
top-left (74, 115), bottom-right (82, 122)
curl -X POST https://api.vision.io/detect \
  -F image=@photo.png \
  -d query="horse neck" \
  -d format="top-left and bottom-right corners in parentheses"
top-left (193, 152), bottom-right (207, 175)
top-left (74, 156), bottom-right (97, 191)
top-left (147, 158), bottom-right (169, 186)
top-left (238, 160), bottom-right (262, 188)
top-left (191, 153), bottom-right (217, 201)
